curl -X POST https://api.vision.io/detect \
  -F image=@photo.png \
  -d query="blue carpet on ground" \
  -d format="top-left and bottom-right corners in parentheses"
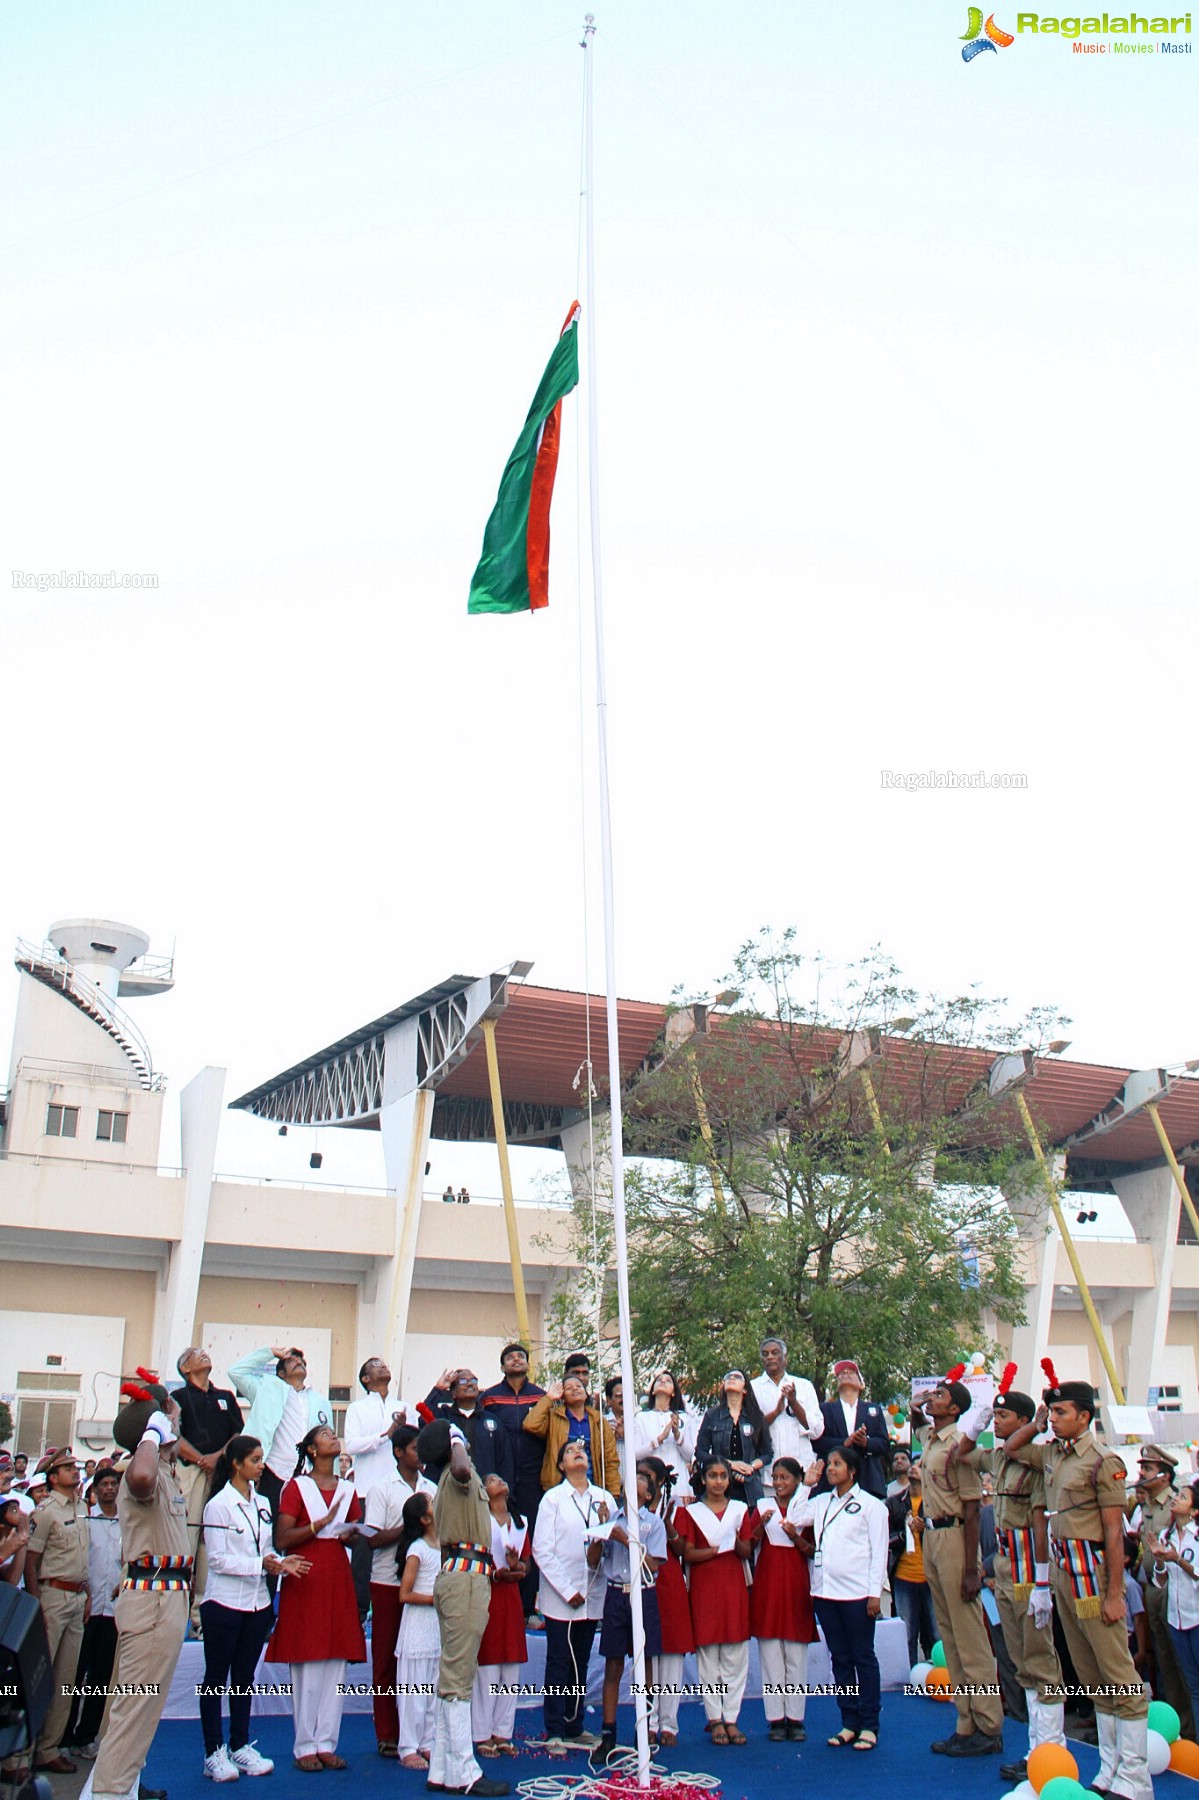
top-left (143, 1698), bottom-right (1104, 1800)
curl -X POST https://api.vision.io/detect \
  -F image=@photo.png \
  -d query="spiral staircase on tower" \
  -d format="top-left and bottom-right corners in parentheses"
top-left (14, 937), bottom-right (168, 1091)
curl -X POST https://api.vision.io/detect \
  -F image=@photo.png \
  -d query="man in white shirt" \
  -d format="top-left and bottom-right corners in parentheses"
top-left (344, 1357), bottom-right (413, 1622)
top-left (751, 1337), bottom-right (821, 1486)
top-left (0, 1453), bottom-right (35, 1517)
top-left (65, 1468), bottom-right (122, 1755)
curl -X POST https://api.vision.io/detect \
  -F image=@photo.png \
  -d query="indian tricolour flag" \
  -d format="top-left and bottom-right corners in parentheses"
top-left (467, 303), bottom-right (581, 615)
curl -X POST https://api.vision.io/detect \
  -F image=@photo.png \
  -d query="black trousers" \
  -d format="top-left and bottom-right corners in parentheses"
top-left (514, 1481), bottom-right (542, 1617)
top-left (66, 1615), bottom-right (118, 1747)
top-left (813, 1597), bottom-right (881, 1736)
top-left (198, 1601), bottom-right (275, 1754)
top-left (543, 1617), bottom-right (598, 1739)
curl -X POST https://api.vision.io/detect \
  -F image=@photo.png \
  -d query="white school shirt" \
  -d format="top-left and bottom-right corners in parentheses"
top-left (267, 1387), bottom-right (309, 1482)
top-left (344, 1391), bottom-right (415, 1499)
top-left (793, 1483), bottom-right (888, 1602)
top-left (751, 1372), bottom-right (821, 1476)
top-left (202, 1483), bottom-right (275, 1611)
top-left (532, 1480), bottom-right (609, 1623)
top-left (1161, 1520), bottom-right (1199, 1631)
top-left (364, 1469), bottom-right (436, 1586)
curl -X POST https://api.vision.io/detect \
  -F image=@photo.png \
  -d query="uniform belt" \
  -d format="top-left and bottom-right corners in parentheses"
top-left (44, 1578), bottom-right (87, 1593)
top-left (608, 1578), bottom-right (656, 1593)
top-left (926, 1516), bottom-right (962, 1530)
top-left (441, 1543), bottom-right (491, 1574)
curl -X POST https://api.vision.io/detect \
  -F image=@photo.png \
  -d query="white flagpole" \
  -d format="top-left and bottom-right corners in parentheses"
top-left (581, 13), bottom-right (652, 1788)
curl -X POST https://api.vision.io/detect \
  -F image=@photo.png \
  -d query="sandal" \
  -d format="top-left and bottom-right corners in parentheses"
top-left (658, 1732), bottom-right (677, 1749)
top-left (316, 1754), bottom-right (347, 1770)
top-left (377, 1744), bottom-right (399, 1759)
top-left (710, 1725), bottom-right (730, 1746)
top-left (294, 1756), bottom-right (324, 1772)
top-left (724, 1723), bottom-right (747, 1746)
top-left (492, 1742), bottom-right (518, 1757)
top-left (400, 1755), bottom-right (428, 1770)
top-left (476, 1743), bottom-right (500, 1758)
top-left (828, 1729), bottom-right (857, 1748)
top-left (853, 1731), bottom-right (878, 1752)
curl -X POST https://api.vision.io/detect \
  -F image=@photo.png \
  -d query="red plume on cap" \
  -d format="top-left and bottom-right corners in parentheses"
top-left (998, 1362), bottom-right (1018, 1398)
top-left (120, 1381), bottom-right (153, 1403)
top-left (1040, 1356), bottom-right (1059, 1390)
top-left (945, 1364), bottom-right (966, 1383)
top-left (135, 1366), bottom-right (159, 1383)
top-left (416, 1401), bottom-right (435, 1425)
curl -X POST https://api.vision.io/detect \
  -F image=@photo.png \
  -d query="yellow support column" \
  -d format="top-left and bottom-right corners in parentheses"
top-left (1013, 1091), bottom-right (1125, 1405)
top-left (1145, 1100), bottom-right (1199, 1243)
top-left (686, 1049), bottom-right (728, 1218)
top-left (481, 1017), bottom-right (532, 1349)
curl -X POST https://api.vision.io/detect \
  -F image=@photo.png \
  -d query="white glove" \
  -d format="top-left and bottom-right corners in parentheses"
top-left (1028, 1585), bottom-right (1053, 1630)
top-left (141, 1409), bottom-right (178, 1446)
top-left (972, 1404), bottom-right (994, 1433)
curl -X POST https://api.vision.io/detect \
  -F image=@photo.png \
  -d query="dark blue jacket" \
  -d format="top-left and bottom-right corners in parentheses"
top-left (421, 1393), bottom-right (513, 1486)
top-left (480, 1378), bottom-right (547, 1489)
top-left (813, 1398), bottom-right (891, 1499)
top-left (693, 1405), bottom-right (774, 1507)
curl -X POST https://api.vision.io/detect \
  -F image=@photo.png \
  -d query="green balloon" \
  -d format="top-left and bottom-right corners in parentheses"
top-left (930, 1640), bottom-right (946, 1668)
top-left (1147, 1699), bottom-right (1181, 1744)
top-left (1039, 1778), bottom-right (1088, 1800)
top-left (895, 1412), bottom-right (908, 1426)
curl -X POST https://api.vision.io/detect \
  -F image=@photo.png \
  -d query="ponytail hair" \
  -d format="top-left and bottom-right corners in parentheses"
top-left (395, 1490), bottom-right (434, 1579)
top-left (293, 1425), bottom-right (329, 1479)
top-left (209, 1435), bottom-right (263, 1501)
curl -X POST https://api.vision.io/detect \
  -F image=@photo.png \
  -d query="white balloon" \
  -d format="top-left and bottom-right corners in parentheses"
top-left (1146, 1728), bottom-right (1171, 1775)
top-left (910, 1661), bottom-right (932, 1686)
top-left (1002, 1784), bottom-right (1036, 1800)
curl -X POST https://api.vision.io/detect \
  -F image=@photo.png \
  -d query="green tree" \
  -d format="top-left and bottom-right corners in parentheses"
top-left (0, 1399), bottom-right (12, 1449)
top-left (546, 932), bottom-right (1066, 1403)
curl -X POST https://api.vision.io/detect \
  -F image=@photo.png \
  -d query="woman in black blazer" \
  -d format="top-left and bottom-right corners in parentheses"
top-left (693, 1370), bottom-right (773, 1506)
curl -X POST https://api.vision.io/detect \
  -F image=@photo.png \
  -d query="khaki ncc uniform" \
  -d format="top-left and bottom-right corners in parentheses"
top-left (964, 1446), bottom-right (1062, 1700)
top-left (1008, 1432), bottom-right (1147, 1722)
top-left (88, 1460), bottom-right (190, 1800)
top-left (29, 1491), bottom-right (90, 1761)
top-left (917, 1423), bottom-right (1003, 1739)
top-left (1137, 1487), bottom-right (1196, 1737)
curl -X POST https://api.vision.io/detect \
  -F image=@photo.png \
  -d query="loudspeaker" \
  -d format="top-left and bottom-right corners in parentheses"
top-left (0, 1583), bottom-right (52, 1760)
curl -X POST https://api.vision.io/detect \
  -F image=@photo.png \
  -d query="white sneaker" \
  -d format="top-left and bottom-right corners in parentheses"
top-left (76, 1742), bottom-right (101, 1760)
top-left (204, 1747), bottom-right (240, 1783)
top-left (230, 1745), bottom-right (274, 1778)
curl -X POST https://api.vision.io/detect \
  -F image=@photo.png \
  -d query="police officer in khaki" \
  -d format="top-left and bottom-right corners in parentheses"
top-left (25, 1446), bottom-right (90, 1774)
top-left (914, 1376), bottom-right (1005, 1757)
top-left (1005, 1376), bottom-right (1151, 1800)
top-left (1132, 1445), bottom-right (1195, 1739)
top-left (79, 1376), bottom-right (191, 1800)
top-left (959, 1379), bottom-right (1067, 1784)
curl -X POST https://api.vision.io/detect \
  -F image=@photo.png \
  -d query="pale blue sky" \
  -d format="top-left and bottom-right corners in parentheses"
top-left (3, 2), bottom-right (1195, 1193)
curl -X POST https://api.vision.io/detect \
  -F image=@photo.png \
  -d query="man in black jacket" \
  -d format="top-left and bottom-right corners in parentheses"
top-left (423, 1369), bottom-right (513, 1486)
top-left (480, 1345), bottom-right (546, 1621)
top-left (813, 1360), bottom-right (891, 1498)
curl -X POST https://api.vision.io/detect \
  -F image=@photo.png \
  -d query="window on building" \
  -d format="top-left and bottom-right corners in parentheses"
top-left (15, 1372), bottom-right (81, 1461)
top-left (45, 1103), bottom-right (79, 1138)
top-left (1150, 1384), bottom-right (1183, 1413)
top-left (96, 1110), bottom-right (129, 1144)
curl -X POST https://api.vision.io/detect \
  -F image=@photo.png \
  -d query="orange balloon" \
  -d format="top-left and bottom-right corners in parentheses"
top-left (1170, 1738), bottom-right (1199, 1778)
top-left (925, 1667), bottom-right (952, 1701)
top-left (1027, 1743), bottom-right (1080, 1790)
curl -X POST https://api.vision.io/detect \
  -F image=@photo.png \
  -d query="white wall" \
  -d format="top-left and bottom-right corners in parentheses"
top-left (401, 1332), bottom-right (510, 1414)
top-left (0, 1309), bottom-right (126, 1448)
top-left (200, 1322), bottom-right (332, 1402)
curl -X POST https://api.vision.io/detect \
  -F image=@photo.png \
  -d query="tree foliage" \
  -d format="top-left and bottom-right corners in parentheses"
top-left (545, 932), bottom-right (1068, 1403)
top-left (0, 1399), bottom-right (12, 1448)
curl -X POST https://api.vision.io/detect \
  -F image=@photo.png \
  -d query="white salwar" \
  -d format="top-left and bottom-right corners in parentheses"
top-left (651, 1652), bottom-right (686, 1737)
top-left (759, 1638), bottom-right (810, 1722)
top-left (471, 1660), bottom-right (521, 1744)
top-left (291, 1659), bottom-right (347, 1757)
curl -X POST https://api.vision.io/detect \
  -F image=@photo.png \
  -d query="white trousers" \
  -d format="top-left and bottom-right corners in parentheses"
top-left (397, 1657), bottom-right (438, 1759)
top-left (291, 1660), bottom-right (347, 1758)
top-left (758, 1638), bottom-right (810, 1721)
top-left (695, 1640), bottom-right (749, 1723)
top-left (472, 1662), bottom-right (521, 1742)
top-left (651, 1653), bottom-right (685, 1736)
top-left (428, 1697), bottom-right (482, 1792)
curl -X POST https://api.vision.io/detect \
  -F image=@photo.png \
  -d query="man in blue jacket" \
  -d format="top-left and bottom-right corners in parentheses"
top-left (480, 1345), bottom-right (545, 1621)
top-left (813, 1360), bottom-right (891, 1499)
top-left (227, 1343), bottom-right (333, 1517)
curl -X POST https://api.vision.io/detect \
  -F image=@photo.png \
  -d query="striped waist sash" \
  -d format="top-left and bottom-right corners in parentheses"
top-left (122, 1553), bottom-right (193, 1593)
top-left (1051, 1537), bottom-right (1104, 1618)
top-left (441, 1542), bottom-right (492, 1575)
top-left (996, 1524), bottom-right (1037, 1599)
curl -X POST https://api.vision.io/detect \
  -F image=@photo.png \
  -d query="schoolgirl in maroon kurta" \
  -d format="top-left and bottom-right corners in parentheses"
top-left (471, 1474), bottom-right (529, 1754)
top-left (748, 1456), bottom-right (817, 1738)
top-left (672, 1459), bottom-right (755, 1740)
top-left (270, 1427), bottom-right (365, 1768)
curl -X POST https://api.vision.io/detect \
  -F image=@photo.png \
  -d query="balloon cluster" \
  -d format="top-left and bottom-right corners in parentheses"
top-left (990, 1702), bottom-right (1199, 1797)
top-left (910, 1644), bottom-right (951, 1700)
top-left (967, 1349), bottom-right (987, 1373)
top-left (886, 1400), bottom-right (908, 1428)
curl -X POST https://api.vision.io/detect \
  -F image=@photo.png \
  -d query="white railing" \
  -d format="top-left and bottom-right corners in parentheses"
top-left (0, 1148), bottom-right (183, 1177)
top-left (15, 938), bottom-right (162, 1087)
top-left (15, 1055), bottom-right (167, 1093)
